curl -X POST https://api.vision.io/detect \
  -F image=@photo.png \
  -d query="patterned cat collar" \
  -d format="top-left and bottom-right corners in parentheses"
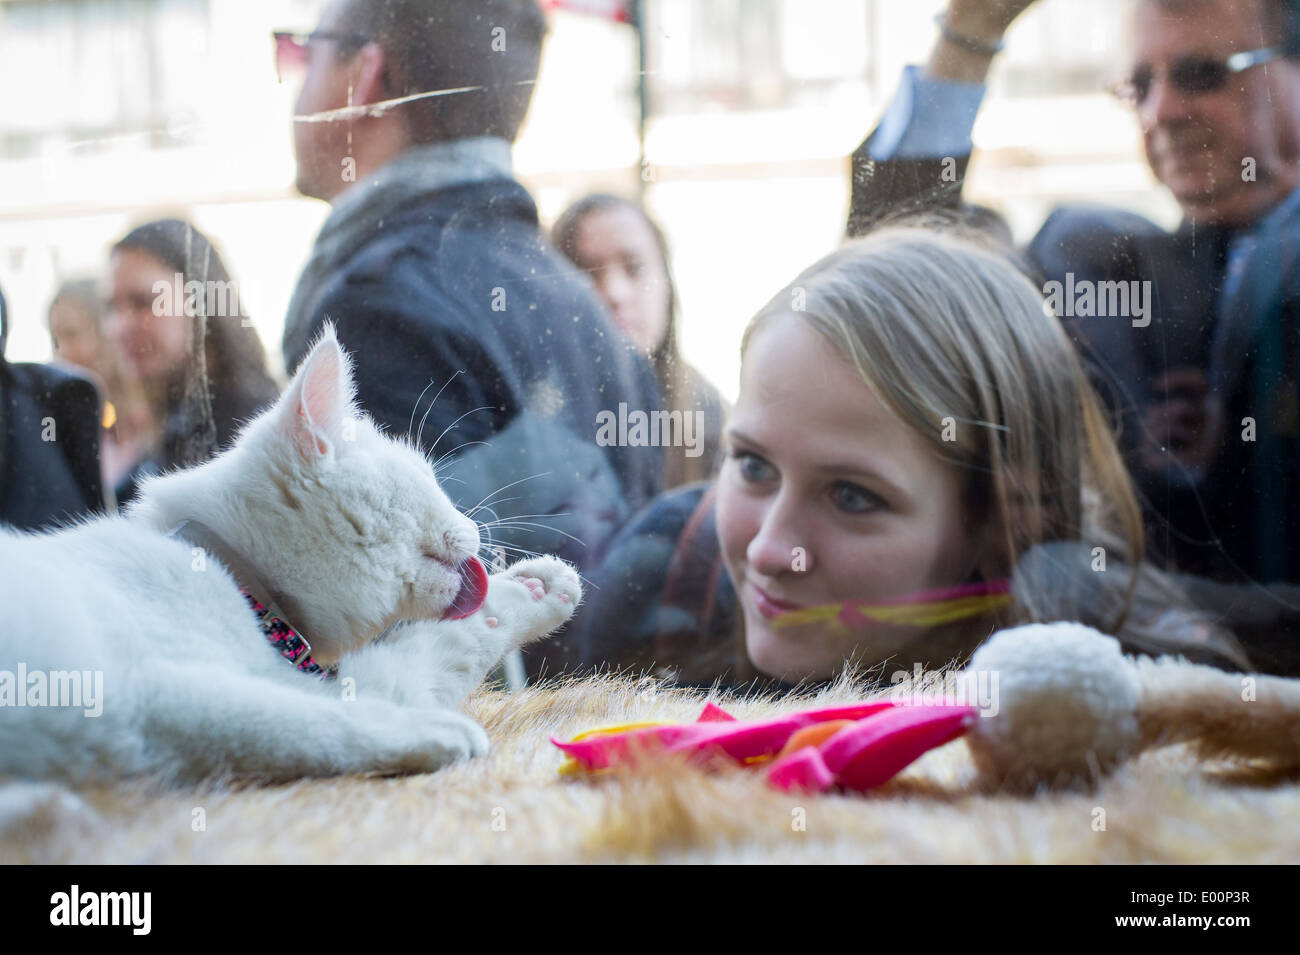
top-left (168, 519), bottom-right (337, 679)
top-left (240, 588), bottom-right (335, 677)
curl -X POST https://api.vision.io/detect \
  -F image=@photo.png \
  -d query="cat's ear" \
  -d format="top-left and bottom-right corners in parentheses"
top-left (278, 323), bottom-right (357, 464)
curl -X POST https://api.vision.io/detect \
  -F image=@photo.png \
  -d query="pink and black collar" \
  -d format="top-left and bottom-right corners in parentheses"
top-left (241, 588), bottom-right (335, 677)
top-left (168, 519), bottom-right (336, 679)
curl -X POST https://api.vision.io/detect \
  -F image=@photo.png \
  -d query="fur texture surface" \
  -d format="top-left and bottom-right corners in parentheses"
top-left (3, 671), bottom-right (1296, 864)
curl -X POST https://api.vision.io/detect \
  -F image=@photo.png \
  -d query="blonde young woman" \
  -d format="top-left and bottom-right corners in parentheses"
top-left (565, 227), bottom-right (1250, 688)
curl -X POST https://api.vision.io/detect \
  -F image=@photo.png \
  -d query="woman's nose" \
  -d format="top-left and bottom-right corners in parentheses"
top-left (746, 497), bottom-right (809, 577)
top-left (600, 269), bottom-right (635, 308)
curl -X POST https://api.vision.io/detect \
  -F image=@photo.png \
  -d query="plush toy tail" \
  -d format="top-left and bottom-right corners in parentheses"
top-left (1136, 657), bottom-right (1300, 768)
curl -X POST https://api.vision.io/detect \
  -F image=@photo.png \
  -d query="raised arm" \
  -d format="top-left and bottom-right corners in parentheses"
top-left (847, 0), bottom-right (1038, 237)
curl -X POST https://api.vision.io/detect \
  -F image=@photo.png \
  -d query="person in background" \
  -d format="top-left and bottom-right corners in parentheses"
top-left (0, 282), bottom-right (105, 529)
top-left (567, 229), bottom-right (1263, 689)
top-left (105, 219), bottom-right (279, 505)
top-left (848, 0), bottom-right (1300, 593)
top-left (552, 194), bottom-right (728, 488)
top-left (47, 279), bottom-right (154, 494)
top-left (49, 279), bottom-right (114, 375)
top-left (277, 0), bottom-right (664, 593)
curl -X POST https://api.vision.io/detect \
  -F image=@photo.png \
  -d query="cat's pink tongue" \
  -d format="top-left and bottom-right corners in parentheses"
top-left (441, 556), bottom-right (489, 621)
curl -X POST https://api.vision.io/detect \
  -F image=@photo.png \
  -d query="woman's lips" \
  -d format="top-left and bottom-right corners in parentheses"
top-left (749, 582), bottom-right (804, 621)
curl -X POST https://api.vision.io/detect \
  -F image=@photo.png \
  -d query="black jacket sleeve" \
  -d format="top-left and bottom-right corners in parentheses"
top-left (846, 134), bottom-right (973, 238)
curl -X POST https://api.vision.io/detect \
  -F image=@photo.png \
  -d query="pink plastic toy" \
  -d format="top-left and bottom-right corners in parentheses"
top-left (553, 699), bottom-right (976, 793)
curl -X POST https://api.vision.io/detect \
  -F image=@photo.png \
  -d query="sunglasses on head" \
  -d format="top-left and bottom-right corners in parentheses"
top-left (1110, 46), bottom-right (1284, 106)
top-left (272, 30), bottom-right (369, 84)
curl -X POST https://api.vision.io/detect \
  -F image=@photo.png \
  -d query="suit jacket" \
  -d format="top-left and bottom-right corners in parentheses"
top-left (847, 133), bottom-right (1300, 587)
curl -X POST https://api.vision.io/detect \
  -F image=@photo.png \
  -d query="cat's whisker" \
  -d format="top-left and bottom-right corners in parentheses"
top-left (465, 473), bottom-right (552, 517)
top-left (477, 514), bottom-right (579, 539)
top-left (431, 440), bottom-right (490, 472)
top-left (479, 527), bottom-right (547, 557)
top-left (473, 541), bottom-right (601, 593)
top-left (476, 535), bottom-right (543, 570)
top-left (478, 529), bottom-right (513, 572)
top-left (423, 404), bottom-right (496, 455)
top-left (407, 370), bottom-right (463, 444)
top-left (476, 511), bottom-right (572, 525)
top-left (478, 520), bottom-right (588, 548)
top-left (465, 497), bottom-right (525, 521)
top-left (407, 374), bottom-right (445, 440)
top-left (482, 542), bottom-right (545, 558)
top-left (467, 505), bottom-right (506, 526)
top-left (476, 521), bottom-right (602, 590)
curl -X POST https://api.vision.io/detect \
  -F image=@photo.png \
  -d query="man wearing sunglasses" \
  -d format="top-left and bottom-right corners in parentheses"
top-left (846, 0), bottom-right (1300, 612)
top-left (274, 1), bottom-right (664, 626)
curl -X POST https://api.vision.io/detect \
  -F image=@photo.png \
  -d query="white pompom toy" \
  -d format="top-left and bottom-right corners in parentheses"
top-left (959, 621), bottom-right (1300, 789)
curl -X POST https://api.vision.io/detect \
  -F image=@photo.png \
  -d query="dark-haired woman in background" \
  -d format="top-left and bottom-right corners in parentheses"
top-left (553, 195), bottom-right (726, 488)
top-left (105, 218), bottom-right (279, 505)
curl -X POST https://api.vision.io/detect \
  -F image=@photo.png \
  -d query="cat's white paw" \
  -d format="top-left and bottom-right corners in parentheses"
top-left (390, 710), bottom-right (490, 774)
top-left (451, 713), bottom-right (491, 759)
top-left (482, 556), bottom-right (582, 647)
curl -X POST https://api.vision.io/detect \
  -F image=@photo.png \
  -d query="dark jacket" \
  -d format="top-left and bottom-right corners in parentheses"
top-left (847, 132), bottom-right (1300, 588)
top-left (283, 176), bottom-right (665, 578)
top-left (0, 289), bottom-right (105, 530)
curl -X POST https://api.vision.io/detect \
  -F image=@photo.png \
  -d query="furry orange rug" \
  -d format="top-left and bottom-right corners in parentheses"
top-left (3, 673), bottom-right (1297, 863)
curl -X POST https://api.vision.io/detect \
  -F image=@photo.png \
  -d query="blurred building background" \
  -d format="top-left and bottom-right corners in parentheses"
top-left (0, 0), bottom-right (1169, 399)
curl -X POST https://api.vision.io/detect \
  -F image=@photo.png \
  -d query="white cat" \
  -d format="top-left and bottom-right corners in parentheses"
top-left (0, 326), bottom-right (581, 785)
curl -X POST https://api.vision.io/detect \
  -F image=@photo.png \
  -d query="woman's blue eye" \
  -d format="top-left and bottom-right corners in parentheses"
top-left (737, 451), bottom-right (774, 483)
top-left (833, 482), bottom-right (880, 514)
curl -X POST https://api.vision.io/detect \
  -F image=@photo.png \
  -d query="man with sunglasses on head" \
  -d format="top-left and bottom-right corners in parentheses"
top-left (274, 0), bottom-right (664, 656)
top-left (847, 0), bottom-right (1300, 666)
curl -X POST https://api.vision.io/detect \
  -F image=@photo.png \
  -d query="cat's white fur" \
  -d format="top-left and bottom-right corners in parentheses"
top-left (0, 326), bottom-right (581, 785)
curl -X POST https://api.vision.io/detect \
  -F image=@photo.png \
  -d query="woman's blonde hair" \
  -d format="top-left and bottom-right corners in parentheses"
top-left (742, 226), bottom-right (1248, 668)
